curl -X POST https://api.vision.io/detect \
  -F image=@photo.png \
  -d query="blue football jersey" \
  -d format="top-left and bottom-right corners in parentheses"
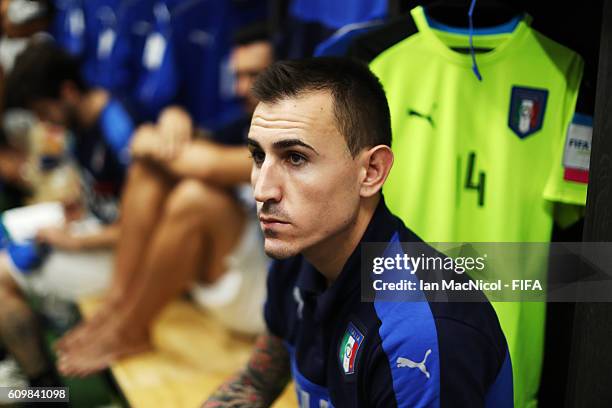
top-left (77, 0), bottom-right (154, 102)
top-left (282, 0), bottom-right (387, 58)
top-left (290, 0), bottom-right (387, 29)
top-left (80, 0), bottom-right (122, 89)
top-left (265, 199), bottom-right (513, 407)
top-left (132, 1), bottom-right (177, 122)
top-left (50, 0), bottom-right (86, 57)
top-left (314, 20), bottom-right (385, 57)
top-left (136, 0), bottom-right (266, 130)
top-left (110, 0), bottom-right (156, 107)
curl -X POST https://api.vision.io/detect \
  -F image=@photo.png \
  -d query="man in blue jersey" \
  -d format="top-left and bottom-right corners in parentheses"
top-left (52, 24), bottom-right (275, 377)
top-left (0, 40), bottom-right (134, 387)
top-left (204, 58), bottom-right (513, 407)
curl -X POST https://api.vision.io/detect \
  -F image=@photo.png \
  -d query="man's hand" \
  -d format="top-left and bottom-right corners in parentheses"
top-left (130, 107), bottom-right (194, 163)
top-left (130, 124), bottom-right (163, 161)
top-left (202, 333), bottom-right (291, 407)
top-left (36, 227), bottom-right (82, 251)
top-left (157, 106), bottom-right (193, 159)
top-left (130, 123), bottom-right (178, 162)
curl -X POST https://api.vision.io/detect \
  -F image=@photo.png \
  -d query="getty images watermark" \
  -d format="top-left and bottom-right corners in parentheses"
top-left (371, 252), bottom-right (542, 292)
top-left (360, 242), bottom-right (612, 302)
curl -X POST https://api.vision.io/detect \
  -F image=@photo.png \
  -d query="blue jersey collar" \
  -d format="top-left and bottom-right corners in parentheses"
top-left (295, 196), bottom-right (403, 321)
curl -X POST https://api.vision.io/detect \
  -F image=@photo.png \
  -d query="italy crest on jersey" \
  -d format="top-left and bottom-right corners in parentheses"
top-left (339, 323), bottom-right (364, 375)
top-left (508, 86), bottom-right (548, 138)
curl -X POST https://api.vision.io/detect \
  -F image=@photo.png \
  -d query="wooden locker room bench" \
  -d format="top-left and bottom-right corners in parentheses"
top-left (79, 298), bottom-right (297, 408)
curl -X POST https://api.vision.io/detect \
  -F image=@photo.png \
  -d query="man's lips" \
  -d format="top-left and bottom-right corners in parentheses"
top-left (259, 217), bottom-right (290, 226)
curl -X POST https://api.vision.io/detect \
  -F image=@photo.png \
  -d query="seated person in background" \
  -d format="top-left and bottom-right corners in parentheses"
top-left (55, 24), bottom-right (275, 377)
top-left (0, 39), bottom-right (134, 387)
top-left (5, 39), bottom-right (134, 221)
top-left (204, 58), bottom-right (513, 407)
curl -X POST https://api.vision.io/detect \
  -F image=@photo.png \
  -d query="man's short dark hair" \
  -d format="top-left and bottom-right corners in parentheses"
top-left (251, 57), bottom-right (391, 156)
top-left (233, 21), bottom-right (270, 46)
top-left (5, 39), bottom-right (85, 109)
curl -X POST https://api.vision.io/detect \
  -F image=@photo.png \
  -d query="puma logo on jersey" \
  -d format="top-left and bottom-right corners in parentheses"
top-left (396, 349), bottom-right (432, 379)
top-left (407, 108), bottom-right (435, 127)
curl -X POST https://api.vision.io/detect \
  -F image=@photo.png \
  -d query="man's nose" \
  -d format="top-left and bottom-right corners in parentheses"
top-left (235, 76), bottom-right (250, 99)
top-left (252, 160), bottom-right (282, 203)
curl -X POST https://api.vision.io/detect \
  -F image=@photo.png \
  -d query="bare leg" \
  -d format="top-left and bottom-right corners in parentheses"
top-left (57, 158), bottom-right (174, 351)
top-left (109, 161), bottom-right (175, 301)
top-left (0, 253), bottom-right (58, 385)
top-left (58, 180), bottom-right (246, 377)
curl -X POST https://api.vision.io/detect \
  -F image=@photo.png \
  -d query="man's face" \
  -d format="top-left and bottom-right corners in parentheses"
top-left (231, 41), bottom-right (273, 114)
top-left (248, 91), bottom-right (363, 260)
top-left (30, 98), bottom-right (74, 128)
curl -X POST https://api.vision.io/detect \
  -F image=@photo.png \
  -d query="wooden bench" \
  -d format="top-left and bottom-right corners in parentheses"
top-left (79, 298), bottom-right (297, 407)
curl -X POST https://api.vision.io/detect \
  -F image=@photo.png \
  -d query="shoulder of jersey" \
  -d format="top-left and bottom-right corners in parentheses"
top-left (346, 11), bottom-right (585, 66)
top-left (528, 25), bottom-right (585, 63)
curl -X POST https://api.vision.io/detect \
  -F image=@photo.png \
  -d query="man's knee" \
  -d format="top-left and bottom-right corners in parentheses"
top-left (125, 159), bottom-right (171, 200)
top-left (164, 179), bottom-right (234, 220)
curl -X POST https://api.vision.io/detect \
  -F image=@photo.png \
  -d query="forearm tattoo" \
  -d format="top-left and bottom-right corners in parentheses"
top-left (203, 333), bottom-right (291, 408)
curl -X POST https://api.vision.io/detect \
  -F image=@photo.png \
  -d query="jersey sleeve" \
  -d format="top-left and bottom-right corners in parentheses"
top-left (543, 53), bottom-right (590, 207)
top-left (363, 318), bottom-right (512, 407)
top-left (434, 318), bottom-right (512, 408)
top-left (99, 100), bottom-right (136, 167)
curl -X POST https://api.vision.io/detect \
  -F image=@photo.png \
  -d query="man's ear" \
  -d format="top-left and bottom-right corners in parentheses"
top-left (59, 81), bottom-right (80, 104)
top-left (359, 145), bottom-right (394, 198)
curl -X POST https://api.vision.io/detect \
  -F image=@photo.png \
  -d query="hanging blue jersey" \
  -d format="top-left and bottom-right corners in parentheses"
top-left (77, 0), bottom-right (153, 100)
top-left (80, 0), bottom-right (122, 89)
top-left (132, 1), bottom-right (177, 122)
top-left (50, 0), bottom-right (86, 57)
top-left (108, 0), bottom-right (156, 109)
top-left (290, 0), bottom-right (387, 30)
top-left (140, 0), bottom-right (266, 130)
top-left (265, 198), bottom-right (513, 407)
top-left (314, 20), bottom-right (385, 57)
top-left (282, 0), bottom-right (387, 58)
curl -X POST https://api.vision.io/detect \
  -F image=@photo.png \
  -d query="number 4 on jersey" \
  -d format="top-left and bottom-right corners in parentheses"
top-left (465, 152), bottom-right (486, 207)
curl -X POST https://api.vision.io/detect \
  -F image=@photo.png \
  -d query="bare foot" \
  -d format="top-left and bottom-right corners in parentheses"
top-left (57, 325), bottom-right (152, 378)
top-left (55, 296), bottom-right (121, 352)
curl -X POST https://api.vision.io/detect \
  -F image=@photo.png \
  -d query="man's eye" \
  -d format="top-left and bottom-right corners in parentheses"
top-left (288, 153), bottom-right (306, 166)
top-left (250, 151), bottom-right (265, 165)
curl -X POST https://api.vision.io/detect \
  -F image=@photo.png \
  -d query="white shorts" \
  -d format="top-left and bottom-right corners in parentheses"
top-left (7, 218), bottom-right (113, 302)
top-left (190, 213), bottom-right (270, 336)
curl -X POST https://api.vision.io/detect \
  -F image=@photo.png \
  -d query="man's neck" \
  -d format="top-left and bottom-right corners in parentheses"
top-left (77, 88), bottom-right (110, 128)
top-left (305, 196), bottom-right (380, 285)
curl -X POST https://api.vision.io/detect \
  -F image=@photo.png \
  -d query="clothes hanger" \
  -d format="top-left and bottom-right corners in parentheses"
top-left (426, 0), bottom-right (520, 28)
top-left (422, 0), bottom-right (525, 79)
